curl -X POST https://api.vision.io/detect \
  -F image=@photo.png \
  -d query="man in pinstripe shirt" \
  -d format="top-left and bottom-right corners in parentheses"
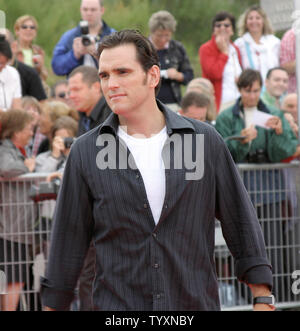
top-left (41, 30), bottom-right (274, 311)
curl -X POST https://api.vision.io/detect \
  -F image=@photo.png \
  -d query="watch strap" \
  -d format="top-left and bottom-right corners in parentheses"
top-left (253, 295), bottom-right (275, 306)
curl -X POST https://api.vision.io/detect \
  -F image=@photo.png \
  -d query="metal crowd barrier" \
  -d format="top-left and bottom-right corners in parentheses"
top-left (0, 174), bottom-right (53, 311)
top-left (0, 163), bottom-right (300, 311)
top-left (217, 162), bottom-right (300, 310)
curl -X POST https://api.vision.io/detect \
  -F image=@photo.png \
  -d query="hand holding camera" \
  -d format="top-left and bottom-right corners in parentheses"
top-left (73, 21), bottom-right (97, 60)
top-left (51, 136), bottom-right (65, 159)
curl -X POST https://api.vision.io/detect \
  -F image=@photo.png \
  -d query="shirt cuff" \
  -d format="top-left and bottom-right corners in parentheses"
top-left (40, 277), bottom-right (75, 311)
top-left (236, 257), bottom-right (273, 290)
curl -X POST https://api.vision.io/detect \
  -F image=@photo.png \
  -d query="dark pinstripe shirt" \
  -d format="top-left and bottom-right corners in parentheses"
top-left (41, 101), bottom-right (272, 311)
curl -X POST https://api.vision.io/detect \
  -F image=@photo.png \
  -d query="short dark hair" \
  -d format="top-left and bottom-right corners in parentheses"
top-left (212, 11), bottom-right (236, 33)
top-left (181, 92), bottom-right (210, 112)
top-left (237, 69), bottom-right (263, 90)
top-left (69, 65), bottom-right (100, 86)
top-left (0, 35), bottom-right (12, 59)
top-left (266, 67), bottom-right (289, 80)
top-left (98, 29), bottom-right (161, 95)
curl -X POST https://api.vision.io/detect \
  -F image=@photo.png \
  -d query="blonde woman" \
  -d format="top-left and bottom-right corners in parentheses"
top-left (13, 15), bottom-right (48, 87)
top-left (234, 5), bottom-right (280, 82)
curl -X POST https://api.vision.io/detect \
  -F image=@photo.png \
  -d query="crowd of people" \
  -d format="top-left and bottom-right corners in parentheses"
top-left (0, 0), bottom-right (300, 311)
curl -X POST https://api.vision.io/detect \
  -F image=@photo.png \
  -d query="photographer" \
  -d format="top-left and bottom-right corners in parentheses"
top-left (35, 116), bottom-right (77, 173)
top-left (51, 0), bottom-right (116, 77)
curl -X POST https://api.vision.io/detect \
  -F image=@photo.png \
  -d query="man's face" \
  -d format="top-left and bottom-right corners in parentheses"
top-left (240, 80), bottom-right (262, 108)
top-left (68, 73), bottom-right (99, 114)
top-left (99, 43), bottom-right (159, 117)
top-left (265, 69), bottom-right (289, 98)
top-left (180, 105), bottom-right (208, 122)
top-left (80, 0), bottom-right (104, 28)
top-left (282, 94), bottom-right (298, 123)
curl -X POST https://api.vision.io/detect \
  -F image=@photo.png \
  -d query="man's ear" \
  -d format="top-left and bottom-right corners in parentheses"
top-left (148, 65), bottom-right (161, 90)
top-left (178, 109), bottom-right (184, 116)
top-left (92, 81), bottom-right (102, 93)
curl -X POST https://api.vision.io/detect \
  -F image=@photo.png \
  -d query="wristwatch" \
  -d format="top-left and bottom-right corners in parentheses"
top-left (253, 295), bottom-right (275, 308)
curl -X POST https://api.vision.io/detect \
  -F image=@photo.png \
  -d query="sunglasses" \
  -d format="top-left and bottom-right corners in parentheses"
top-left (214, 23), bottom-right (231, 28)
top-left (21, 25), bottom-right (36, 30)
top-left (58, 92), bottom-right (66, 99)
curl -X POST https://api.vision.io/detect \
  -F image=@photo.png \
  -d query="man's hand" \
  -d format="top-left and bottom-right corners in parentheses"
top-left (266, 116), bottom-right (283, 135)
top-left (284, 113), bottom-right (298, 136)
top-left (73, 37), bottom-right (96, 60)
top-left (240, 125), bottom-right (258, 144)
top-left (73, 37), bottom-right (88, 59)
top-left (166, 68), bottom-right (184, 82)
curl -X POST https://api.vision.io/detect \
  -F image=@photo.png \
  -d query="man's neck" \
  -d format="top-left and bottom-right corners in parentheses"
top-left (118, 103), bottom-right (166, 138)
top-left (89, 21), bottom-right (103, 36)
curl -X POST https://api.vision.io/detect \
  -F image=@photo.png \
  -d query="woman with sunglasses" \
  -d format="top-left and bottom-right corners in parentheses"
top-left (12, 15), bottom-right (49, 94)
top-left (199, 11), bottom-right (243, 113)
top-left (234, 5), bottom-right (280, 83)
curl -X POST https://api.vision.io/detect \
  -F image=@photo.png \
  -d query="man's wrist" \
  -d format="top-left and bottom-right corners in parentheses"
top-left (253, 295), bottom-right (276, 310)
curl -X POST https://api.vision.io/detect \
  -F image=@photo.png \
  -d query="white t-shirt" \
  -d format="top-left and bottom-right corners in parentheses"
top-left (118, 126), bottom-right (168, 225)
top-left (244, 107), bottom-right (257, 128)
top-left (0, 65), bottom-right (22, 111)
top-left (221, 44), bottom-right (242, 105)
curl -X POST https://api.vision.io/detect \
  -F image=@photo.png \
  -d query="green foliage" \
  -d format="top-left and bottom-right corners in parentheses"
top-left (0, 0), bottom-right (259, 84)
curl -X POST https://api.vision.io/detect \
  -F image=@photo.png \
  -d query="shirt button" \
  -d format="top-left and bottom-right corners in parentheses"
top-left (154, 263), bottom-right (159, 269)
top-left (152, 233), bottom-right (157, 238)
top-left (156, 293), bottom-right (163, 299)
top-left (136, 174), bottom-right (140, 179)
top-left (165, 204), bottom-right (168, 209)
top-left (144, 204), bottom-right (148, 209)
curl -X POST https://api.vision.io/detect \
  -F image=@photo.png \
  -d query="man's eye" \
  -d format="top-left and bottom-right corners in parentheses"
top-left (99, 74), bottom-right (108, 80)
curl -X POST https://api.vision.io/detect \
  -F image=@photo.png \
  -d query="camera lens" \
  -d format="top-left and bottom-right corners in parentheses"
top-left (82, 36), bottom-right (92, 47)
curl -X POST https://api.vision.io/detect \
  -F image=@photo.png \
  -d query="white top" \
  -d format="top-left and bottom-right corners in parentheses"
top-left (118, 126), bottom-right (168, 225)
top-left (244, 107), bottom-right (257, 128)
top-left (235, 32), bottom-right (280, 82)
top-left (0, 65), bottom-right (22, 111)
top-left (221, 44), bottom-right (242, 105)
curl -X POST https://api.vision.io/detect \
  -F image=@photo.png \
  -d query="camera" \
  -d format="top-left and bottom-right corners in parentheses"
top-left (29, 178), bottom-right (61, 202)
top-left (64, 137), bottom-right (75, 149)
top-left (247, 149), bottom-right (269, 164)
top-left (80, 20), bottom-right (94, 47)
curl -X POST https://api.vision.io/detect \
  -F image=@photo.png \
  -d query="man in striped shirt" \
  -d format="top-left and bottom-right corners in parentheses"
top-left (41, 30), bottom-right (275, 311)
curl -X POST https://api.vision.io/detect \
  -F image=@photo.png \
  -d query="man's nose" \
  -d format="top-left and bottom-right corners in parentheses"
top-left (107, 76), bottom-right (119, 89)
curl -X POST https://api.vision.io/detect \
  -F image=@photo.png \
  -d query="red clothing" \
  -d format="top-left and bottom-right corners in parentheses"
top-left (199, 35), bottom-right (242, 112)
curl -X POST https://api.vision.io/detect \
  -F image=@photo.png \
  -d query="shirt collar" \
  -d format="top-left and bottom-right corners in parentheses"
top-left (81, 97), bottom-right (106, 122)
top-left (98, 99), bottom-right (196, 136)
top-left (232, 97), bottom-right (271, 116)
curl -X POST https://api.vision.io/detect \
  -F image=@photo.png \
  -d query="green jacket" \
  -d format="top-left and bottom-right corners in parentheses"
top-left (215, 99), bottom-right (298, 163)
